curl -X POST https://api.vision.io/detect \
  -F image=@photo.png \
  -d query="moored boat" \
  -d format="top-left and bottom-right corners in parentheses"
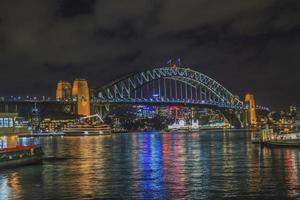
top-left (251, 131), bottom-right (261, 143)
top-left (19, 132), bottom-right (65, 138)
top-left (63, 124), bottom-right (111, 136)
top-left (260, 126), bottom-right (300, 147)
top-left (262, 139), bottom-right (300, 147)
top-left (167, 119), bottom-right (198, 132)
top-left (63, 114), bottom-right (112, 136)
top-left (0, 145), bottom-right (43, 168)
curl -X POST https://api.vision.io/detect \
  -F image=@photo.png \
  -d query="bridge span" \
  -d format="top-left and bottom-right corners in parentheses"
top-left (0, 66), bottom-right (269, 127)
top-left (95, 67), bottom-right (270, 111)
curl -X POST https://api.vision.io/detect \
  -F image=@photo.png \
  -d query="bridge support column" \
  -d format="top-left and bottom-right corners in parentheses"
top-left (92, 103), bottom-right (110, 120)
top-left (72, 79), bottom-right (90, 116)
top-left (222, 109), bottom-right (243, 128)
top-left (245, 94), bottom-right (257, 127)
top-left (241, 109), bottom-right (248, 127)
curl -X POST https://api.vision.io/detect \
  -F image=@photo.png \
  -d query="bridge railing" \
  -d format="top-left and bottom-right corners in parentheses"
top-left (93, 97), bottom-right (246, 110)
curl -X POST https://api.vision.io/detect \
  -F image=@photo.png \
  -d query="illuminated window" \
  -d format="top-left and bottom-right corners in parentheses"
top-left (3, 118), bottom-right (9, 127)
top-left (9, 118), bottom-right (13, 127)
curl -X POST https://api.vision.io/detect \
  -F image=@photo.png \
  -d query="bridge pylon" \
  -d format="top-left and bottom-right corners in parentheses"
top-left (56, 81), bottom-right (72, 101)
top-left (72, 79), bottom-right (91, 116)
top-left (245, 93), bottom-right (257, 126)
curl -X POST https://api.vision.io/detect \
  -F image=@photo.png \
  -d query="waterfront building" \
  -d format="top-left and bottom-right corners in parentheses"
top-left (0, 113), bottom-right (29, 134)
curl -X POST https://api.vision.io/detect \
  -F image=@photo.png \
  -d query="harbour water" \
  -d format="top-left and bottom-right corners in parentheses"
top-left (1, 130), bottom-right (300, 199)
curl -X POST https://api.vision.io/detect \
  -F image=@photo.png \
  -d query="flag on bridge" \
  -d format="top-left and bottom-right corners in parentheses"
top-left (177, 58), bottom-right (181, 67)
top-left (167, 59), bottom-right (172, 66)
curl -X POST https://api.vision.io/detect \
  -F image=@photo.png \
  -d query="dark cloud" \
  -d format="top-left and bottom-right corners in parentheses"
top-left (0, 0), bottom-right (299, 110)
top-left (59, 0), bottom-right (95, 18)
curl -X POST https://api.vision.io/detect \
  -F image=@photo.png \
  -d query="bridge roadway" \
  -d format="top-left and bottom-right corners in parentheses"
top-left (94, 98), bottom-right (246, 110)
top-left (0, 98), bottom-right (269, 111)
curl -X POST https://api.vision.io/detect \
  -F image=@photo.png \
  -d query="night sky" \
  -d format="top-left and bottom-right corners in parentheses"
top-left (0, 0), bottom-right (299, 110)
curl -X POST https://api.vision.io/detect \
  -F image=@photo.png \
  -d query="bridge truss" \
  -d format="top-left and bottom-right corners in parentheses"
top-left (96, 67), bottom-right (244, 110)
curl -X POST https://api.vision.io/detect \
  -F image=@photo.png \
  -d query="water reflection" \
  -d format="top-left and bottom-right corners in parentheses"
top-left (283, 150), bottom-right (298, 198)
top-left (8, 172), bottom-right (21, 199)
top-left (138, 133), bottom-right (165, 199)
top-left (0, 174), bottom-right (10, 199)
top-left (0, 165), bottom-right (43, 199)
top-left (1, 132), bottom-right (300, 199)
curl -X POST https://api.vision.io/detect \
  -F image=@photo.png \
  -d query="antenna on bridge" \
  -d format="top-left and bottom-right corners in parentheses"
top-left (167, 58), bottom-right (181, 68)
top-left (167, 59), bottom-right (172, 67)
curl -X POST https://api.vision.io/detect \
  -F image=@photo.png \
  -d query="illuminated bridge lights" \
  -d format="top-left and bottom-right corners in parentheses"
top-left (0, 67), bottom-right (270, 112)
top-left (94, 66), bottom-right (270, 111)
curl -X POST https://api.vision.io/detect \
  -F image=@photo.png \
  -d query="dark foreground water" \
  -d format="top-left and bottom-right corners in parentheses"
top-left (1, 131), bottom-right (300, 200)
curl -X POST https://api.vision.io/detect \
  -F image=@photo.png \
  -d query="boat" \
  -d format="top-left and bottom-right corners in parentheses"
top-left (63, 124), bottom-right (111, 136)
top-left (168, 119), bottom-right (203, 132)
top-left (63, 114), bottom-right (112, 136)
top-left (251, 131), bottom-right (261, 143)
top-left (167, 119), bottom-right (190, 132)
top-left (0, 145), bottom-right (43, 168)
top-left (263, 138), bottom-right (300, 147)
top-left (167, 119), bottom-right (231, 132)
top-left (260, 125), bottom-right (300, 147)
top-left (18, 132), bottom-right (65, 138)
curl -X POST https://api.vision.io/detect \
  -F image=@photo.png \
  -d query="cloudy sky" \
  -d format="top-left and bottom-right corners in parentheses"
top-left (0, 0), bottom-right (299, 110)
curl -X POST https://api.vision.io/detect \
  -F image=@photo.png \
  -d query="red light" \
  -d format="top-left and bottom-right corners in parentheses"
top-left (169, 106), bottom-right (180, 111)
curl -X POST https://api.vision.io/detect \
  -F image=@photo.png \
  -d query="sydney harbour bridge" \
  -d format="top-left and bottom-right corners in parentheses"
top-left (0, 66), bottom-right (268, 127)
top-left (96, 67), bottom-right (243, 109)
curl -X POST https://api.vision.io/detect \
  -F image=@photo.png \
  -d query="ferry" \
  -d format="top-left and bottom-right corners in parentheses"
top-left (261, 132), bottom-right (300, 147)
top-left (167, 119), bottom-right (190, 132)
top-left (167, 119), bottom-right (230, 132)
top-left (63, 124), bottom-right (111, 136)
top-left (260, 123), bottom-right (300, 147)
top-left (63, 114), bottom-right (112, 136)
top-left (0, 145), bottom-right (43, 168)
top-left (18, 132), bottom-right (65, 138)
top-left (251, 131), bottom-right (261, 143)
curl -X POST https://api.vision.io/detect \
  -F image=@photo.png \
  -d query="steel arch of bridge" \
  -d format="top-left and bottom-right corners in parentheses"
top-left (96, 67), bottom-right (244, 109)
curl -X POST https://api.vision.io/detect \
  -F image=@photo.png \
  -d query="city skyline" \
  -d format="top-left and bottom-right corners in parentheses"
top-left (0, 0), bottom-right (299, 110)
